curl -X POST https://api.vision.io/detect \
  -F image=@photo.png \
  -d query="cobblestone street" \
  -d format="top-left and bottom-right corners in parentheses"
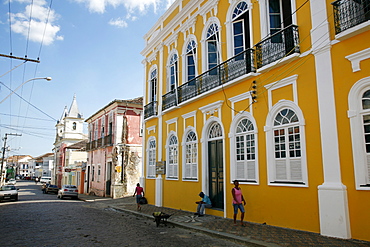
top-left (0, 181), bottom-right (248, 246)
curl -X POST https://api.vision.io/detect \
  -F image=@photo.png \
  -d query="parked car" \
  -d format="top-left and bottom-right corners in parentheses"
top-left (0, 185), bottom-right (19, 202)
top-left (57, 185), bottom-right (78, 199)
top-left (6, 179), bottom-right (16, 185)
top-left (40, 177), bottom-right (51, 184)
top-left (45, 184), bottom-right (59, 194)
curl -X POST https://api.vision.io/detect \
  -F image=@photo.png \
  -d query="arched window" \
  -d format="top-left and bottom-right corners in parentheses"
top-left (149, 68), bottom-right (157, 103)
top-left (235, 118), bottom-right (256, 182)
top-left (147, 138), bottom-right (156, 178)
top-left (206, 23), bottom-right (220, 74)
top-left (209, 122), bottom-right (223, 139)
top-left (232, 1), bottom-right (250, 57)
top-left (72, 122), bottom-right (77, 130)
top-left (186, 40), bottom-right (197, 82)
top-left (168, 53), bottom-right (178, 91)
top-left (272, 108), bottom-right (303, 183)
top-left (167, 134), bottom-right (178, 179)
top-left (348, 78), bottom-right (370, 189)
top-left (183, 130), bottom-right (198, 180)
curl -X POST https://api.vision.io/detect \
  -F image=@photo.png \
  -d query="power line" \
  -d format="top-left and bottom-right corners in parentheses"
top-left (0, 113), bottom-right (54, 122)
top-left (0, 81), bottom-right (57, 121)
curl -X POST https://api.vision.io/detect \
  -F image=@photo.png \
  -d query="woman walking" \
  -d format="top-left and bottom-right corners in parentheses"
top-left (232, 180), bottom-right (246, 226)
top-left (133, 183), bottom-right (145, 211)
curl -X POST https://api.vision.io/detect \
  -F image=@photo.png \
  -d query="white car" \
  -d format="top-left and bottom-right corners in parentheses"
top-left (0, 185), bottom-right (19, 202)
top-left (57, 185), bottom-right (78, 199)
top-left (40, 177), bottom-right (51, 184)
top-left (6, 179), bottom-right (16, 185)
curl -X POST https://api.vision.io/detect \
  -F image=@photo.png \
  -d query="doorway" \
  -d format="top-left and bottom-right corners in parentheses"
top-left (207, 122), bottom-right (224, 209)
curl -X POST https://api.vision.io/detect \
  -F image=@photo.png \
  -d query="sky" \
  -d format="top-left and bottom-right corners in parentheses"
top-left (0, 0), bottom-right (175, 158)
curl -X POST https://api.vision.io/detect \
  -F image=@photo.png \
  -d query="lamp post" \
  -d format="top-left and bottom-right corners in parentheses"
top-left (0, 77), bottom-right (52, 104)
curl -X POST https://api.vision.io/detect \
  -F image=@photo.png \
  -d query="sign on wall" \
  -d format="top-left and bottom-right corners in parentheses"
top-left (156, 161), bottom-right (166, 175)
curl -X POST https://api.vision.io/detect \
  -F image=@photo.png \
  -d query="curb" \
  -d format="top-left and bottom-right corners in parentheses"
top-left (109, 205), bottom-right (280, 247)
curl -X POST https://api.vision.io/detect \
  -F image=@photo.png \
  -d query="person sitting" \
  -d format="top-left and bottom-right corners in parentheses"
top-left (195, 192), bottom-right (212, 217)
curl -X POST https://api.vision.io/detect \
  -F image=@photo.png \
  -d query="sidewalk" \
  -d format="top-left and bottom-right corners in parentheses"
top-left (78, 194), bottom-right (370, 247)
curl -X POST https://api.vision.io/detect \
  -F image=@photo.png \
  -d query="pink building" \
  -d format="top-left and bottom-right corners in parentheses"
top-left (85, 97), bottom-right (143, 198)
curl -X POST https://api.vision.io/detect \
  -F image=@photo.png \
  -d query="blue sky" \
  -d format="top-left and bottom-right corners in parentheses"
top-left (0, 0), bottom-right (173, 157)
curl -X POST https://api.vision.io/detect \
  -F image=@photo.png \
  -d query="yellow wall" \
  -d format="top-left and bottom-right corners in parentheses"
top-left (142, 0), bottom-right (370, 241)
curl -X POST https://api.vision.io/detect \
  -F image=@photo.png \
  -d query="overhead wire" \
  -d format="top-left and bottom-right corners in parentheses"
top-left (0, 81), bottom-right (57, 122)
top-left (22, 0), bottom-right (54, 141)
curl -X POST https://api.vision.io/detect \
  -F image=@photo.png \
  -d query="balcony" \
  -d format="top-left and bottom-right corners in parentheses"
top-left (255, 24), bottom-right (300, 68)
top-left (86, 134), bottom-right (114, 151)
top-left (332, 0), bottom-right (370, 34)
top-left (143, 25), bottom-right (299, 118)
top-left (104, 134), bottom-right (113, 146)
top-left (163, 48), bottom-right (254, 111)
top-left (162, 90), bottom-right (177, 111)
top-left (144, 101), bottom-right (158, 119)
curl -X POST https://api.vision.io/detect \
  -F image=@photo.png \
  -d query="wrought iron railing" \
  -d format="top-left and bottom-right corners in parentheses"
top-left (175, 48), bottom-right (254, 107)
top-left (255, 25), bottom-right (300, 68)
top-left (144, 25), bottom-right (299, 117)
top-left (144, 101), bottom-right (157, 119)
top-left (332, 0), bottom-right (370, 34)
top-left (97, 137), bottom-right (103, 147)
top-left (86, 134), bottom-right (114, 151)
top-left (104, 134), bottom-right (113, 146)
top-left (162, 90), bottom-right (177, 111)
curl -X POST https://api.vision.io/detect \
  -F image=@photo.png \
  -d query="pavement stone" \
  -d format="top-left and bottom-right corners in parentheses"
top-left (78, 194), bottom-right (370, 247)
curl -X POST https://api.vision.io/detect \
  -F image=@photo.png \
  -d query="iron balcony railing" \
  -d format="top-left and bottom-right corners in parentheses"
top-left (104, 134), bottom-right (113, 146)
top-left (144, 25), bottom-right (300, 118)
top-left (86, 134), bottom-right (114, 151)
top-left (255, 24), bottom-right (300, 68)
top-left (144, 101), bottom-right (158, 119)
top-left (332, 0), bottom-right (370, 34)
top-left (162, 90), bottom-right (177, 111)
top-left (177, 48), bottom-right (254, 105)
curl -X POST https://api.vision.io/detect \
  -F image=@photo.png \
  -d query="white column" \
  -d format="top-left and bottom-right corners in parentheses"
top-left (310, 0), bottom-right (351, 239)
top-left (156, 45), bottom-right (164, 207)
top-left (140, 59), bottom-right (148, 188)
top-left (155, 175), bottom-right (163, 207)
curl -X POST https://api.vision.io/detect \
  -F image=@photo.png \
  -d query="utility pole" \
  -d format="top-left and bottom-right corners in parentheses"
top-left (1, 133), bottom-right (22, 185)
top-left (0, 53), bottom-right (40, 63)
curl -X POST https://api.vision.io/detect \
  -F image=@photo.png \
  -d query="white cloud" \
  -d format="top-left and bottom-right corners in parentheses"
top-left (10, 0), bottom-right (63, 45)
top-left (73, 0), bottom-right (163, 14)
top-left (108, 17), bottom-right (128, 28)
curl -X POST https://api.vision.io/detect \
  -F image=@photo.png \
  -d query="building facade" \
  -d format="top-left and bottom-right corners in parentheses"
top-left (54, 95), bottom-right (88, 187)
top-left (6, 155), bottom-right (33, 179)
top-left (141, 0), bottom-right (370, 241)
top-left (85, 98), bottom-right (143, 198)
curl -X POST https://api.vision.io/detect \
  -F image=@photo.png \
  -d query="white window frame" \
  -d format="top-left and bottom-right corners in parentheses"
top-left (258, 0), bottom-right (297, 38)
top-left (182, 36), bottom-right (198, 83)
top-left (348, 76), bottom-right (370, 190)
top-left (265, 100), bottom-right (308, 187)
top-left (230, 112), bottom-right (258, 184)
top-left (182, 127), bottom-right (198, 181)
top-left (149, 66), bottom-right (158, 103)
top-left (166, 132), bottom-right (178, 180)
top-left (228, 1), bottom-right (252, 57)
top-left (201, 17), bottom-right (222, 73)
top-left (147, 137), bottom-right (156, 179)
top-left (167, 51), bottom-right (179, 92)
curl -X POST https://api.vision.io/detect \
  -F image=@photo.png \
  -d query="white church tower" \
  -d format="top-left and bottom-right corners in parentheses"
top-left (53, 95), bottom-right (87, 187)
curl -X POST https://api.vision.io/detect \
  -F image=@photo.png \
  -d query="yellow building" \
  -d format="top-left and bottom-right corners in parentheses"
top-left (141, 0), bottom-right (370, 241)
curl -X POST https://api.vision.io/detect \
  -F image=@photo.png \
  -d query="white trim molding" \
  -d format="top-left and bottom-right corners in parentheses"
top-left (345, 48), bottom-right (370, 72)
top-left (264, 74), bottom-right (298, 110)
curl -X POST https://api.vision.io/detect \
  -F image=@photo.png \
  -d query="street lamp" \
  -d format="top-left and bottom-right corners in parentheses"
top-left (0, 77), bottom-right (52, 104)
